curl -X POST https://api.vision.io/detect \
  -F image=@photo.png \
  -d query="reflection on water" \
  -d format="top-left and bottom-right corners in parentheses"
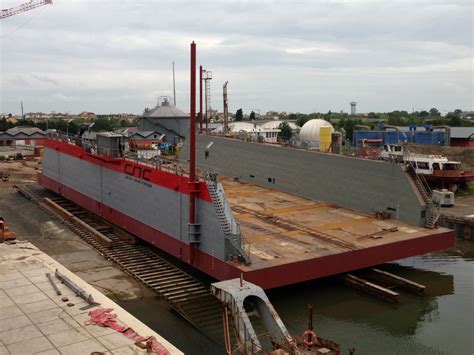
top-left (120, 239), bottom-right (473, 355)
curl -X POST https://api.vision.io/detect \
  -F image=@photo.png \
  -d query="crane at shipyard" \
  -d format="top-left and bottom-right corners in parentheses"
top-left (1, 0), bottom-right (52, 19)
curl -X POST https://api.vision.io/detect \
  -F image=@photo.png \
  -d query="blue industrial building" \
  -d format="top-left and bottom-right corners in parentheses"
top-left (353, 124), bottom-right (449, 147)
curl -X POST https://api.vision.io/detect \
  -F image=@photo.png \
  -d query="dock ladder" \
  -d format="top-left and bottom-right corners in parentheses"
top-left (205, 172), bottom-right (251, 264)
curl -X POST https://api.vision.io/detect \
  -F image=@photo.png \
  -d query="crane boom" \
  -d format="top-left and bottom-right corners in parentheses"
top-left (1, 0), bottom-right (52, 20)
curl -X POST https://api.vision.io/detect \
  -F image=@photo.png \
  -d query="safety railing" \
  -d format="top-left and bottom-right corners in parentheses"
top-left (205, 172), bottom-right (251, 264)
top-left (47, 131), bottom-right (220, 182)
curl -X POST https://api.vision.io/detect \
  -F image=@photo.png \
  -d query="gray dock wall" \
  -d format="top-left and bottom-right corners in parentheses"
top-left (42, 147), bottom-right (228, 260)
top-left (183, 135), bottom-right (426, 226)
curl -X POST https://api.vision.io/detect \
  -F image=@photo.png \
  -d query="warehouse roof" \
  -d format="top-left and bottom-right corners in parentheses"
top-left (449, 127), bottom-right (474, 139)
top-left (143, 98), bottom-right (188, 118)
top-left (380, 126), bottom-right (474, 139)
top-left (4, 126), bottom-right (45, 136)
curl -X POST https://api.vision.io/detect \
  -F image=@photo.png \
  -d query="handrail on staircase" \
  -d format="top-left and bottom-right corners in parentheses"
top-left (205, 171), bottom-right (251, 264)
top-left (406, 161), bottom-right (432, 203)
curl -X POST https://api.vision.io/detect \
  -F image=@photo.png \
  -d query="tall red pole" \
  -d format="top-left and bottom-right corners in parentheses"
top-left (189, 41), bottom-right (197, 264)
top-left (199, 66), bottom-right (203, 134)
top-left (206, 90), bottom-right (208, 134)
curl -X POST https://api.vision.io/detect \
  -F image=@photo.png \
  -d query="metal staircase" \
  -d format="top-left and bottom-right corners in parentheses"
top-left (425, 206), bottom-right (441, 229)
top-left (405, 162), bottom-right (441, 229)
top-left (206, 172), bottom-right (251, 264)
top-left (407, 162), bottom-right (432, 204)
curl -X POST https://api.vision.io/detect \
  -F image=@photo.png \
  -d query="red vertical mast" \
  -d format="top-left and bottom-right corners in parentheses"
top-left (189, 41), bottom-right (198, 264)
top-left (199, 66), bottom-right (203, 134)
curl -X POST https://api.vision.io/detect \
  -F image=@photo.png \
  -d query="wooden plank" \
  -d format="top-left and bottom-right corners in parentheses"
top-left (70, 216), bottom-right (113, 247)
top-left (370, 268), bottom-right (425, 295)
top-left (43, 197), bottom-right (74, 219)
top-left (342, 274), bottom-right (400, 303)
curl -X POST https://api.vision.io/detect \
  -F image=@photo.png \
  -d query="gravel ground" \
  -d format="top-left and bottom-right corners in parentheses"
top-left (0, 160), bottom-right (145, 302)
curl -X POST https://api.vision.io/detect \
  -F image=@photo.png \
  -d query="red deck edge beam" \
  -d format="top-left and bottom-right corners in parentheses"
top-left (42, 139), bottom-right (212, 203)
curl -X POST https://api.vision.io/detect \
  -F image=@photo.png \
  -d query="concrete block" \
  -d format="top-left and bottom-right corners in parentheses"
top-left (0, 277), bottom-right (32, 290)
top-left (4, 283), bottom-right (40, 297)
top-left (0, 271), bottom-right (23, 282)
top-left (41, 285), bottom-right (75, 299)
top-left (36, 349), bottom-right (61, 355)
top-left (83, 323), bottom-right (117, 338)
top-left (36, 316), bottom-right (81, 336)
top-left (0, 297), bottom-right (15, 309)
top-left (0, 324), bottom-right (43, 345)
top-left (7, 335), bottom-right (54, 354)
top-left (20, 267), bottom-right (51, 278)
top-left (0, 315), bottom-right (32, 333)
top-left (111, 345), bottom-right (148, 354)
top-left (57, 338), bottom-right (107, 354)
top-left (97, 332), bottom-right (136, 351)
top-left (19, 299), bottom-right (58, 314)
top-left (47, 327), bottom-right (92, 347)
top-left (28, 307), bottom-right (69, 325)
top-left (12, 290), bottom-right (49, 305)
top-left (34, 280), bottom-right (59, 292)
top-left (27, 273), bottom-right (51, 284)
top-left (63, 302), bottom-right (99, 317)
top-left (0, 343), bottom-right (8, 355)
top-left (0, 305), bottom-right (23, 321)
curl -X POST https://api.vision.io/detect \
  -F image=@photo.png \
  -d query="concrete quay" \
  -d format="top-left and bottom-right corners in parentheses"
top-left (0, 241), bottom-right (183, 355)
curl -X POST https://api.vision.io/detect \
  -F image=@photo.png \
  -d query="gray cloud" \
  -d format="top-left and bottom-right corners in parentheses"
top-left (0, 0), bottom-right (472, 114)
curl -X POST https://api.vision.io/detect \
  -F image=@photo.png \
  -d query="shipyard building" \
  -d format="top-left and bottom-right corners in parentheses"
top-left (139, 98), bottom-right (189, 144)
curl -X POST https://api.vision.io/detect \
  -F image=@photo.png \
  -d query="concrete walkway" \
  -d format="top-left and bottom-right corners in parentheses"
top-left (0, 242), bottom-right (183, 355)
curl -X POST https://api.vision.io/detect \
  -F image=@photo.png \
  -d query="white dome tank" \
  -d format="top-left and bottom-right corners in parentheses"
top-left (299, 119), bottom-right (334, 145)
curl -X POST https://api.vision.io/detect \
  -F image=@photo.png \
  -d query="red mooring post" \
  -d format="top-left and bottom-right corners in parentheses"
top-left (199, 65), bottom-right (203, 134)
top-left (189, 41), bottom-right (197, 264)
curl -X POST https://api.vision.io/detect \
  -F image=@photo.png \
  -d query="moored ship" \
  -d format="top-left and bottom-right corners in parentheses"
top-left (381, 144), bottom-right (474, 186)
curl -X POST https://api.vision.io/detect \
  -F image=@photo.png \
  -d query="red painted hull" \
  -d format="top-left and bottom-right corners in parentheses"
top-left (424, 171), bottom-right (474, 183)
top-left (38, 172), bottom-right (455, 289)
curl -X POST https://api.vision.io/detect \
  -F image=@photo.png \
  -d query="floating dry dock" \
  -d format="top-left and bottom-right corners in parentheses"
top-left (39, 137), bottom-right (454, 289)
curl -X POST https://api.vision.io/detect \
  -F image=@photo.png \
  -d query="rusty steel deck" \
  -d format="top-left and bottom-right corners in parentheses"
top-left (221, 179), bottom-right (453, 278)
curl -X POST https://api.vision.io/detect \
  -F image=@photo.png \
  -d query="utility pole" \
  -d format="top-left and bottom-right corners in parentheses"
top-left (66, 119), bottom-right (73, 137)
top-left (172, 61), bottom-right (176, 106)
top-left (202, 69), bottom-right (212, 132)
top-left (223, 81), bottom-right (229, 134)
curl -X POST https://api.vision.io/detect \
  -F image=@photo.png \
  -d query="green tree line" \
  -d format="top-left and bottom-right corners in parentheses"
top-left (1, 117), bottom-right (136, 135)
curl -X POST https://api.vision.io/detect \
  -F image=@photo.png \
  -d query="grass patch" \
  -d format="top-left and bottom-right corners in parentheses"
top-left (456, 182), bottom-right (474, 197)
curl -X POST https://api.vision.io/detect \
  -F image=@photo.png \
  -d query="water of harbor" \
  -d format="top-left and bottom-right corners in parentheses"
top-left (119, 239), bottom-right (473, 354)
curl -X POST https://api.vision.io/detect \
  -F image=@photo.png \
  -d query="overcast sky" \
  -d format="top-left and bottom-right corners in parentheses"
top-left (0, 0), bottom-right (472, 115)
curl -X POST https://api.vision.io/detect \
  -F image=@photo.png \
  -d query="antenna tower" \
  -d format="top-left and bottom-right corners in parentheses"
top-left (202, 70), bottom-right (212, 130)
